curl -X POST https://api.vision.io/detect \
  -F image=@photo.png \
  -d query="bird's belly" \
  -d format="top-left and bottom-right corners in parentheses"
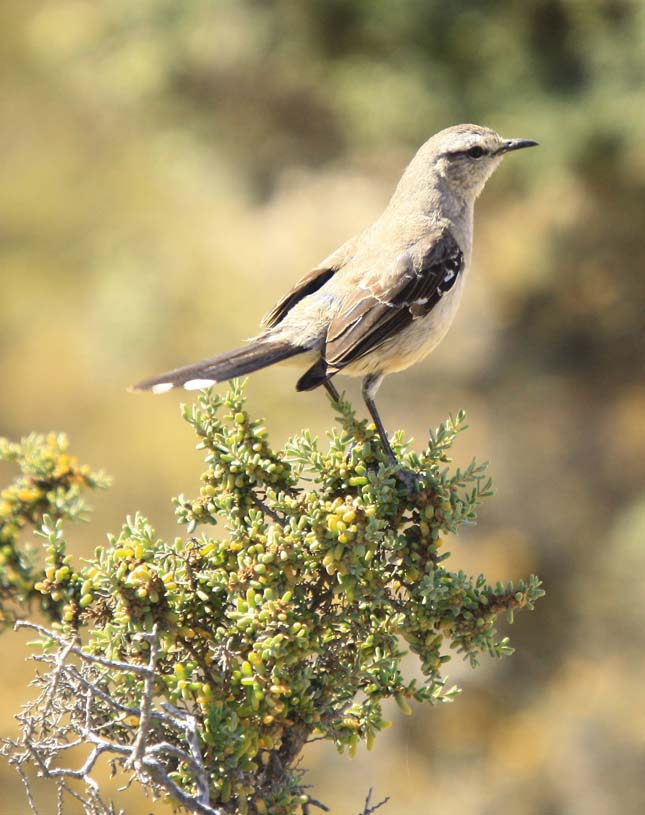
top-left (341, 281), bottom-right (465, 378)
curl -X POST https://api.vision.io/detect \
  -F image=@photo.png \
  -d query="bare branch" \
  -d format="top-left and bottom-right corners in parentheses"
top-left (358, 789), bottom-right (390, 815)
top-left (14, 621), bottom-right (153, 677)
top-left (126, 625), bottom-right (160, 768)
top-left (2, 622), bottom-right (225, 815)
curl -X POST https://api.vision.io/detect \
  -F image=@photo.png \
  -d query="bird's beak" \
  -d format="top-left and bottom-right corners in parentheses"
top-left (497, 138), bottom-right (539, 155)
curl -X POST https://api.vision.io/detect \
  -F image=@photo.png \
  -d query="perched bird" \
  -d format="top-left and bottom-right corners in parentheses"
top-left (132, 124), bottom-right (537, 467)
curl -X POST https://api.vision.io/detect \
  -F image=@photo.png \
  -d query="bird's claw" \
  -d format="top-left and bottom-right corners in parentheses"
top-left (394, 466), bottom-right (421, 493)
top-left (383, 453), bottom-right (421, 492)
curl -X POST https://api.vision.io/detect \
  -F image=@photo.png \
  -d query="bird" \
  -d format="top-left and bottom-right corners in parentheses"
top-left (132, 124), bottom-right (537, 469)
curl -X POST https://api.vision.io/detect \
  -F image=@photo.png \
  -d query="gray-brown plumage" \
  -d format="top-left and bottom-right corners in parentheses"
top-left (132, 124), bottom-right (537, 465)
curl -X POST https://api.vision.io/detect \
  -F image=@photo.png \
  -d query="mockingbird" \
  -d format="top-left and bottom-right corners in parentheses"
top-left (133, 124), bottom-right (537, 467)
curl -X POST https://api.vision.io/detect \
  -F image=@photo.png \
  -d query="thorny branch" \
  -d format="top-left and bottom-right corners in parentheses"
top-left (358, 789), bottom-right (390, 815)
top-left (1, 621), bottom-right (224, 815)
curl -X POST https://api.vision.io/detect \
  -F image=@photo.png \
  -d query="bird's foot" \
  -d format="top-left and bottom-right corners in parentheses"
top-left (382, 452), bottom-right (420, 492)
top-left (394, 466), bottom-right (422, 493)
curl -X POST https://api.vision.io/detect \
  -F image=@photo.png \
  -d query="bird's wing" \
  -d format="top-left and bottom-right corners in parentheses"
top-left (261, 266), bottom-right (336, 329)
top-left (323, 231), bottom-right (464, 371)
top-left (261, 233), bottom-right (361, 330)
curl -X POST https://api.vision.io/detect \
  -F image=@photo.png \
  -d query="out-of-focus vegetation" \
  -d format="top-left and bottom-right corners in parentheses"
top-left (0, 432), bottom-right (109, 629)
top-left (1, 1), bottom-right (644, 813)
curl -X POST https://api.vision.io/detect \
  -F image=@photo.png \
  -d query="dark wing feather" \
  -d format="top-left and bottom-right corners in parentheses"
top-left (324, 232), bottom-right (463, 371)
top-left (262, 266), bottom-right (336, 329)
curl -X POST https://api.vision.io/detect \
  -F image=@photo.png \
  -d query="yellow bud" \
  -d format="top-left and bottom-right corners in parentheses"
top-left (123, 715), bottom-right (140, 727)
top-left (270, 684), bottom-right (289, 695)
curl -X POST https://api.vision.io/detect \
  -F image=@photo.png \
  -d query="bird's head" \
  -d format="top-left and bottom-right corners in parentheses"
top-left (421, 124), bottom-right (538, 201)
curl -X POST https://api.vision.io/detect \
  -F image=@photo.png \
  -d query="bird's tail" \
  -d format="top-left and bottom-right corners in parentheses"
top-left (130, 338), bottom-right (305, 394)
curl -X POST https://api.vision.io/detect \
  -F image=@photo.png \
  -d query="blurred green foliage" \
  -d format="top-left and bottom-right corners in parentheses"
top-left (1, 1), bottom-right (644, 813)
top-left (0, 433), bottom-right (109, 629)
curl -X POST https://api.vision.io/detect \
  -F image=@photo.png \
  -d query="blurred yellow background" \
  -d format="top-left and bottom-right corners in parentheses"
top-left (1, 2), bottom-right (645, 813)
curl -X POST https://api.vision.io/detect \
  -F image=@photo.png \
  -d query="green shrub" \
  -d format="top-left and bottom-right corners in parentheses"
top-left (0, 383), bottom-right (543, 815)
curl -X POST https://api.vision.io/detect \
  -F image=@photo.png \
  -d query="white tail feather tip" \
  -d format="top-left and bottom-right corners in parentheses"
top-left (184, 378), bottom-right (217, 391)
top-left (151, 382), bottom-right (174, 394)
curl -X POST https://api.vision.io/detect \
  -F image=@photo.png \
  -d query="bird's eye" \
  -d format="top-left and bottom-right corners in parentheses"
top-left (467, 146), bottom-right (485, 158)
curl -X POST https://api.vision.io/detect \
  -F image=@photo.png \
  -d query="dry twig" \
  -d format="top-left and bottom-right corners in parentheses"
top-left (1, 621), bottom-right (223, 815)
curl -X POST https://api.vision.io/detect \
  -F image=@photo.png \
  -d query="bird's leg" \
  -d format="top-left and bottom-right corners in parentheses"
top-left (361, 374), bottom-right (397, 467)
top-left (323, 379), bottom-right (341, 403)
top-left (362, 374), bottom-right (419, 491)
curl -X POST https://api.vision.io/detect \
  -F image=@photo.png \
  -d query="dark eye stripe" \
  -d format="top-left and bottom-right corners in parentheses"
top-left (443, 146), bottom-right (488, 159)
